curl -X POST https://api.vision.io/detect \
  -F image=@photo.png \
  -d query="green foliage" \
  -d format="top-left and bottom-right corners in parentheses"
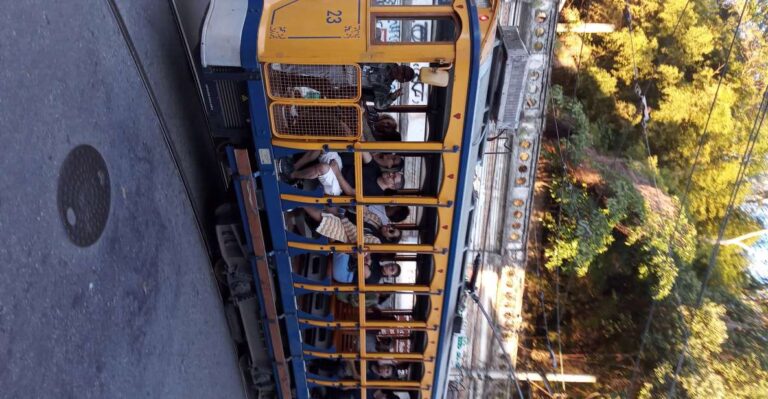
top-left (544, 166), bottom-right (644, 276)
top-left (534, 0), bottom-right (768, 395)
top-left (625, 198), bottom-right (697, 299)
top-left (586, 65), bottom-right (618, 97)
top-left (683, 302), bottom-right (728, 360)
top-left (603, 28), bottom-right (658, 85)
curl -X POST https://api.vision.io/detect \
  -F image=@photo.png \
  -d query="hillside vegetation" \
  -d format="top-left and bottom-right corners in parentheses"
top-left (525, 0), bottom-right (768, 397)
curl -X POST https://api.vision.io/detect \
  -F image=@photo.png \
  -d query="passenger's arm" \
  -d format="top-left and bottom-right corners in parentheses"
top-left (293, 150), bottom-right (321, 171)
top-left (302, 206), bottom-right (323, 222)
top-left (330, 162), bottom-right (356, 196)
top-left (373, 84), bottom-right (401, 110)
top-left (346, 360), bottom-right (361, 380)
top-left (374, 90), bottom-right (396, 110)
top-left (339, 120), bottom-right (353, 136)
top-left (361, 152), bottom-right (373, 164)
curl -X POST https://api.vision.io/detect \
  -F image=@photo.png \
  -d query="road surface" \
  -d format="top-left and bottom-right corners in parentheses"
top-left (0, 1), bottom-right (244, 398)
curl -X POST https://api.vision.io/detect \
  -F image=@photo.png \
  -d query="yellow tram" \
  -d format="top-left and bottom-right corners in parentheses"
top-left (197, 0), bottom-right (537, 397)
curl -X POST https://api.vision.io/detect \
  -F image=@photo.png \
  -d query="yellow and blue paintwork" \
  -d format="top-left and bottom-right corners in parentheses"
top-left (225, 0), bottom-right (501, 397)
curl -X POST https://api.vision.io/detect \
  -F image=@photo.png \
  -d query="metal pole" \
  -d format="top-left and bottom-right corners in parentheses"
top-left (455, 369), bottom-right (597, 383)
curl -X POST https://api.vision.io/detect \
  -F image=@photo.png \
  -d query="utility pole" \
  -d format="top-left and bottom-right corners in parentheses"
top-left (707, 228), bottom-right (768, 253)
top-left (556, 23), bottom-right (615, 33)
top-left (454, 369), bottom-right (597, 383)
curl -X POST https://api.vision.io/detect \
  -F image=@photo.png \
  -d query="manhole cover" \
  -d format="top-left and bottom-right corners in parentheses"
top-left (57, 145), bottom-right (111, 247)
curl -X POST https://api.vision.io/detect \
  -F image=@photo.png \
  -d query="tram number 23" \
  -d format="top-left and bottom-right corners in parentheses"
top-left (326, 10), bottom-right (342, 24)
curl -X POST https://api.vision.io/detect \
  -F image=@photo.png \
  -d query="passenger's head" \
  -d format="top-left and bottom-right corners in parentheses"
top-left (373, 153), bottom-right (403, 170)
top-left (374, 130), bottom-right (402, 142)
top-left (371, 390), bottom-right (399, 399)
top-left (378, 171), bottom-right (404, 191)
top-left (374, 114), bottom-right (398, 133)
top-left (379, 224), bottom-right (402, 243)
top-left (372, 363), bottom-right (395, 379)
top-left (377, 292), bottom-right (393, 304)
top-left (382, 262), bottom-right (401, 277)
top-left (391, 65), bottom-right (416, 83)
top-left (377, 337), bottom-right (394, 349)
top-left (385, 206), bottom-right (410, 223)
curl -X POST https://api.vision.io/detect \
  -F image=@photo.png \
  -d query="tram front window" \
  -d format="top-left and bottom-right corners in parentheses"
top-left (374, 17), bottom-right (458, 44)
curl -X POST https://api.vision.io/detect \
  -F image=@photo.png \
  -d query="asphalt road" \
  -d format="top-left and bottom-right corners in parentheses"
top-left (0, 1), bottom-right (245, 398)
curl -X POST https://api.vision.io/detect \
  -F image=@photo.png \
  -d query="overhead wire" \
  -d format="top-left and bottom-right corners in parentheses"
top-left (532, 229), bottom-right (558, 370)
top-left (640, 0), bottom-right (693, 97)
top-left (618, 0), bottom-right (753, 395)
top-left (619, 0), bottom-right (667, 392)
top-left (464, 104), bottom-right (527, 398)
top-left (547, 0), bottom-right (593, 393)
top-left (666, 80), bottom-right (767, 398)
top-left (461, 2), bottom-right (568, 396)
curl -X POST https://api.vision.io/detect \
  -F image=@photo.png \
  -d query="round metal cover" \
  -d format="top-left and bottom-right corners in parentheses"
top-left (57, 145), bottom-right (111, 247)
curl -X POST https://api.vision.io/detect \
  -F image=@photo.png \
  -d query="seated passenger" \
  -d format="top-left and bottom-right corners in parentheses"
top-left (313, 388), bottom-right (398, 399)
top-left (336, 151), bottom-right (404, 196)
top-left (363, 110), bottom-right (401, 142)
top-left (308, 359), bottom-right (396, 383)
top-left (356, 205), bottom-right (410, 227)
top-left (343, 147), bottom-right (404, 178)
top-left (333, 253), bottom-right (401, 284)
top-left (302, 206), bottom-right (402, 244)
top-left (282, 150), bottom-right (403, 197)
top-left (366, 331), bottom-right (394, 353)
top-left (369, 390), bottom-right (399, 399)
top-left (365, 361), bottom-right (396, 380)
top-left (343, 205), bottom-right (400, 235)
top-left (361, 64), bottom-right (416, 110)
top-left (307, 358), bottom-right (357, 379)
top-left (337, 290), bottom-right (392, 308)
top-left (289, 149), bottom-right (402, 177)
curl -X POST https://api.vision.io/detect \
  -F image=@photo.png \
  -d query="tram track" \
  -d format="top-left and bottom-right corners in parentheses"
top-left (106, 2), bottom-right (255, 397)
top-left (105, 0), bottom-right (213, 257)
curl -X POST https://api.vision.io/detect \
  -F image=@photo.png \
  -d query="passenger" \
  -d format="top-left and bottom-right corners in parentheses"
top-left (343, 206), bottom-right (392, 235)
top-left (365, 361), bottom-right (396, 380)
top-left (302, 206), bottom-right (402, 244)
top-left (363, 110), bottom-right (401, 142)
top-left (388, 205), bottom-right (410, 223)
top-left (369, 390), bottom-right (400, 399)
top-left (338, 150), bottom-right (403, 175)
top-left (307, 358), bottom-right (357, 379)
top-left (346, 209), bottom-right (404, 245)
top-left (371, 114), bottom-right (399, 138)
top-left (284, 150), bottom-right (345, 195)
top-left (377, 256), bottom-right (402, 281)
top-left (314, 388), bottom-right (398, 399)
top-left (283, 151), bottom-right (404, 197)
top-left (361, 64), bottom-right (416, 110)
top-left (366, 331), bottom-right (394, 353)
top-left (367, 205), bottom-right (410, 225)
top-left (332, 253), bottom-right (401, 284)
top-left (336, 152), bottom-right (404, 196)
top-left (286, 149), bottom-right (402, 175)
top-left (337, 290), bottom-right (392, 308)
